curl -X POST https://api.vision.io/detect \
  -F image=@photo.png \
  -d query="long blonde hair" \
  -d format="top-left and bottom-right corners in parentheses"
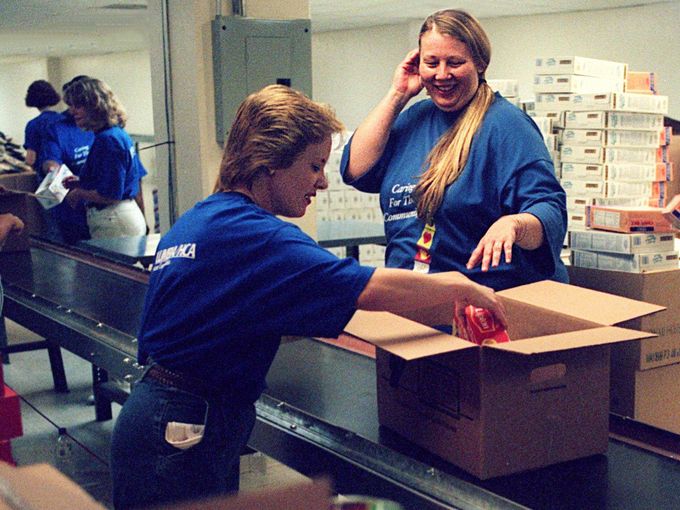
top-left (415, 10), bottom-right (494, 222)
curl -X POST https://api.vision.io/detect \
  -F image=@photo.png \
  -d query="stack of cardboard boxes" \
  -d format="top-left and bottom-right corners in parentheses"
top-left (316, 133), bottom-right (385, 267)
top-left (529, 56), bottom-right (672, 238)
top-left (570, 207), bottom-right (678, 272)
top-left (513, 56), bottom-right (680, 439)
top-left (566, 200), bottom-right (680, 434)
top-left (488, 79), bottom-right (521, 108)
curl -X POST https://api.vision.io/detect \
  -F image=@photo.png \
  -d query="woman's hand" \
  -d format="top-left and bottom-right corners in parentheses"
top-left (64, 188), bottom-right (82, 209)
top-left (0, 213), bottom-right (25, 248)
top-left (392, 49), bottom-right (423, 100)
top-left (466, 216), bottom-right (520, 272)
top-left (467, 213), bottom-right (544, 271)
top-left (453, 278), bottom-right (507, 329)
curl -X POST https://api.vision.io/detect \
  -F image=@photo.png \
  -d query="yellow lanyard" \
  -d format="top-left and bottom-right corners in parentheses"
top-left (413, 222), bottom-right (436, 273)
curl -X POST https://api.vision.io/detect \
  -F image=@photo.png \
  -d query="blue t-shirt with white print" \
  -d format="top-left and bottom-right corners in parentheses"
top-left (341, 92), bottom-right (568, 291)
top-left (40, 111), bottom-right (94, 176)
top-left (138, 192), bottom-right (375, 404)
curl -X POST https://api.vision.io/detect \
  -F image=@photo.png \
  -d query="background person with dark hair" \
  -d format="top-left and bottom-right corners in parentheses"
top-left (23, 80), bottom-right (62, 175)
top-left (39, 75), bottom-right (95, 244)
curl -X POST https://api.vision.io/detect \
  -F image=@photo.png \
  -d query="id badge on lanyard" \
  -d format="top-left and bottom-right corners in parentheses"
top-left (413, 222), bottom-right (435, 274)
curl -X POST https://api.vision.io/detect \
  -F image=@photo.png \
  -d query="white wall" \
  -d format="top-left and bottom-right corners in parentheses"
top-left (59, 50), bottom-right (154, 135)
top-left (0, 58), bottom-right (50, 145)
top-left (312, 2), bottom-right (680, 125)
top-left (312, 23), bottom-right (412, 130)
top-left (484, 2), bottom-right (680, 119)
top-left (0, 50), bottom-right (154, 146)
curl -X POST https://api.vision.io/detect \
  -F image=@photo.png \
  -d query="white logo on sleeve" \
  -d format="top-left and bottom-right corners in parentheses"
top-left (152, 243), bottom-right (196, 271)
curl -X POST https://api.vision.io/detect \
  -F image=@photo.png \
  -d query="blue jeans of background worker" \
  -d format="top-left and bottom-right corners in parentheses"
top-left (110, 373), bottom-right (256, 509)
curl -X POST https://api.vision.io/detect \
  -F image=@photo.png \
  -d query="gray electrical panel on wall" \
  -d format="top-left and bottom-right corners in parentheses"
top-left (212, 16), bottom-right (312, 144)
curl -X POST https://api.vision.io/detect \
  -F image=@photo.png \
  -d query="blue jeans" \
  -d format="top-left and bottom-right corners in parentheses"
top-left (110, 375), bottom-right (256, 510)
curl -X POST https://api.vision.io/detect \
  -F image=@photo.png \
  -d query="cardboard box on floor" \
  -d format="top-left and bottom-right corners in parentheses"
top-left (0, 462), bottom-right (106, 510)
top-left (614, 361), bottom-right (680, 435)
top-left (568, 266), bottom-right (680, 433)
top-left (344, 280), bottom-right (663, 479)
top-left (162, 478), bottom-right (330, 510)
top-left (0, 462), bottom-right (330, 510)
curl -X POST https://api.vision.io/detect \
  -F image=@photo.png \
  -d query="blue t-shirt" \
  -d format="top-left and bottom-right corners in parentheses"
top-left (138, 192), bottom-right (375, 404)
top-left (40, 111), bottom-right (94, 176)
top-left (24, 110), bottom-right (62, 174)
top-left (341, 93), bottom-right (567, 291)
top-left (79, 126), bottom-right (147, 200)
top-left (39, 111), bottom-right (94, 243)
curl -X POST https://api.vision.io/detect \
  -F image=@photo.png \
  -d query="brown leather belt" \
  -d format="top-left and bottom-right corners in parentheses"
top-left (144, 363), bottom-right (214, 398)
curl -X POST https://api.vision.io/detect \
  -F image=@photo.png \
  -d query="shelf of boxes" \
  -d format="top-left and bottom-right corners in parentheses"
top-left (318, 133), bottom-right (385, 267)
top-left (530, 56), bottom-right (674, 256)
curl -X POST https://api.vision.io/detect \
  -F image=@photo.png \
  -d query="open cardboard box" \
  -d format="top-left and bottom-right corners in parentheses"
top-left (344, 280), bottom-right (663, 479)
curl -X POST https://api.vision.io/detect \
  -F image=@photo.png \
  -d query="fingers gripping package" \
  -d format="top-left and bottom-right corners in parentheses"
top-left (454, 305), bottom-right (511, 345)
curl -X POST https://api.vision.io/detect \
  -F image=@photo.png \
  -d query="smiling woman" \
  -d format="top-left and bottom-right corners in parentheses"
top-left (340, 8), bottom-right (568, 293)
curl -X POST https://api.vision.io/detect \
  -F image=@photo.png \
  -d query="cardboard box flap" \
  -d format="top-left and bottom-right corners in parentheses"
top-left (488, 326), bottom-right (655, 355)
top-left (498, 280), bottom-right (664, 325)
top-left (0, 463), bottom-right (106, 510)
top-left (344, 310), bottom-right (473, 360)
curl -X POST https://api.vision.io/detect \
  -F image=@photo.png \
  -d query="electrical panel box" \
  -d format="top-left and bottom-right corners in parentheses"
top-left (212, 16), bottom-right (312, 144)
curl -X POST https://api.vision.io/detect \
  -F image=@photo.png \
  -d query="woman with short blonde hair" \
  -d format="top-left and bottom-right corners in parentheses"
top-left (110, 84), bottom-right (506, 510)
top-left (62, 78), bottom-right (146, 239)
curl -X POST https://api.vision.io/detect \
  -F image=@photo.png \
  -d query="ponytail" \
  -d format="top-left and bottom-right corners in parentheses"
top-left (415, 82), bottom-right (494, 221)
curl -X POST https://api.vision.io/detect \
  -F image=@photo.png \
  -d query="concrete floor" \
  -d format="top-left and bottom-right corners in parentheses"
top-left (1, 319), bottom-right (310, 509)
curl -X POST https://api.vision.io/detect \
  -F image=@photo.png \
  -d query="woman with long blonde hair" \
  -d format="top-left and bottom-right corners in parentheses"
top-left (342, 9), bottom-right (567, 291)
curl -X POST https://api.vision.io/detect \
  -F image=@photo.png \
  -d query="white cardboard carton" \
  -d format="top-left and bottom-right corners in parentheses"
top-left (34, 164), bottom-right (73, 209)
top-left (569, 230), bottom-right (675, 255)
top-left (571, 248), bottom-right (678, 272)
top-left (534, 56), bottom-right (627, 80)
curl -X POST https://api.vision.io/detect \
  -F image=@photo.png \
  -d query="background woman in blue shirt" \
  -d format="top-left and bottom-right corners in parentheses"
top-left (23, 80), bottom-right (62, 177)
top-left (109, 84), bottom-right (507, 510)
top-left (62, 78), bottom-right (147, 239)
top-left (342, 9), bottom-right (567, 291)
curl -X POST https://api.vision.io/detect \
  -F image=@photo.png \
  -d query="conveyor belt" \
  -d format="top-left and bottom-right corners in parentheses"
top-left (1, 244), bottom-right (680, 509)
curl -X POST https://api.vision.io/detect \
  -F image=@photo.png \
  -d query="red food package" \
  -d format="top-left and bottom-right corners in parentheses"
top-left (454, 305), bottom-right (511, 345)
